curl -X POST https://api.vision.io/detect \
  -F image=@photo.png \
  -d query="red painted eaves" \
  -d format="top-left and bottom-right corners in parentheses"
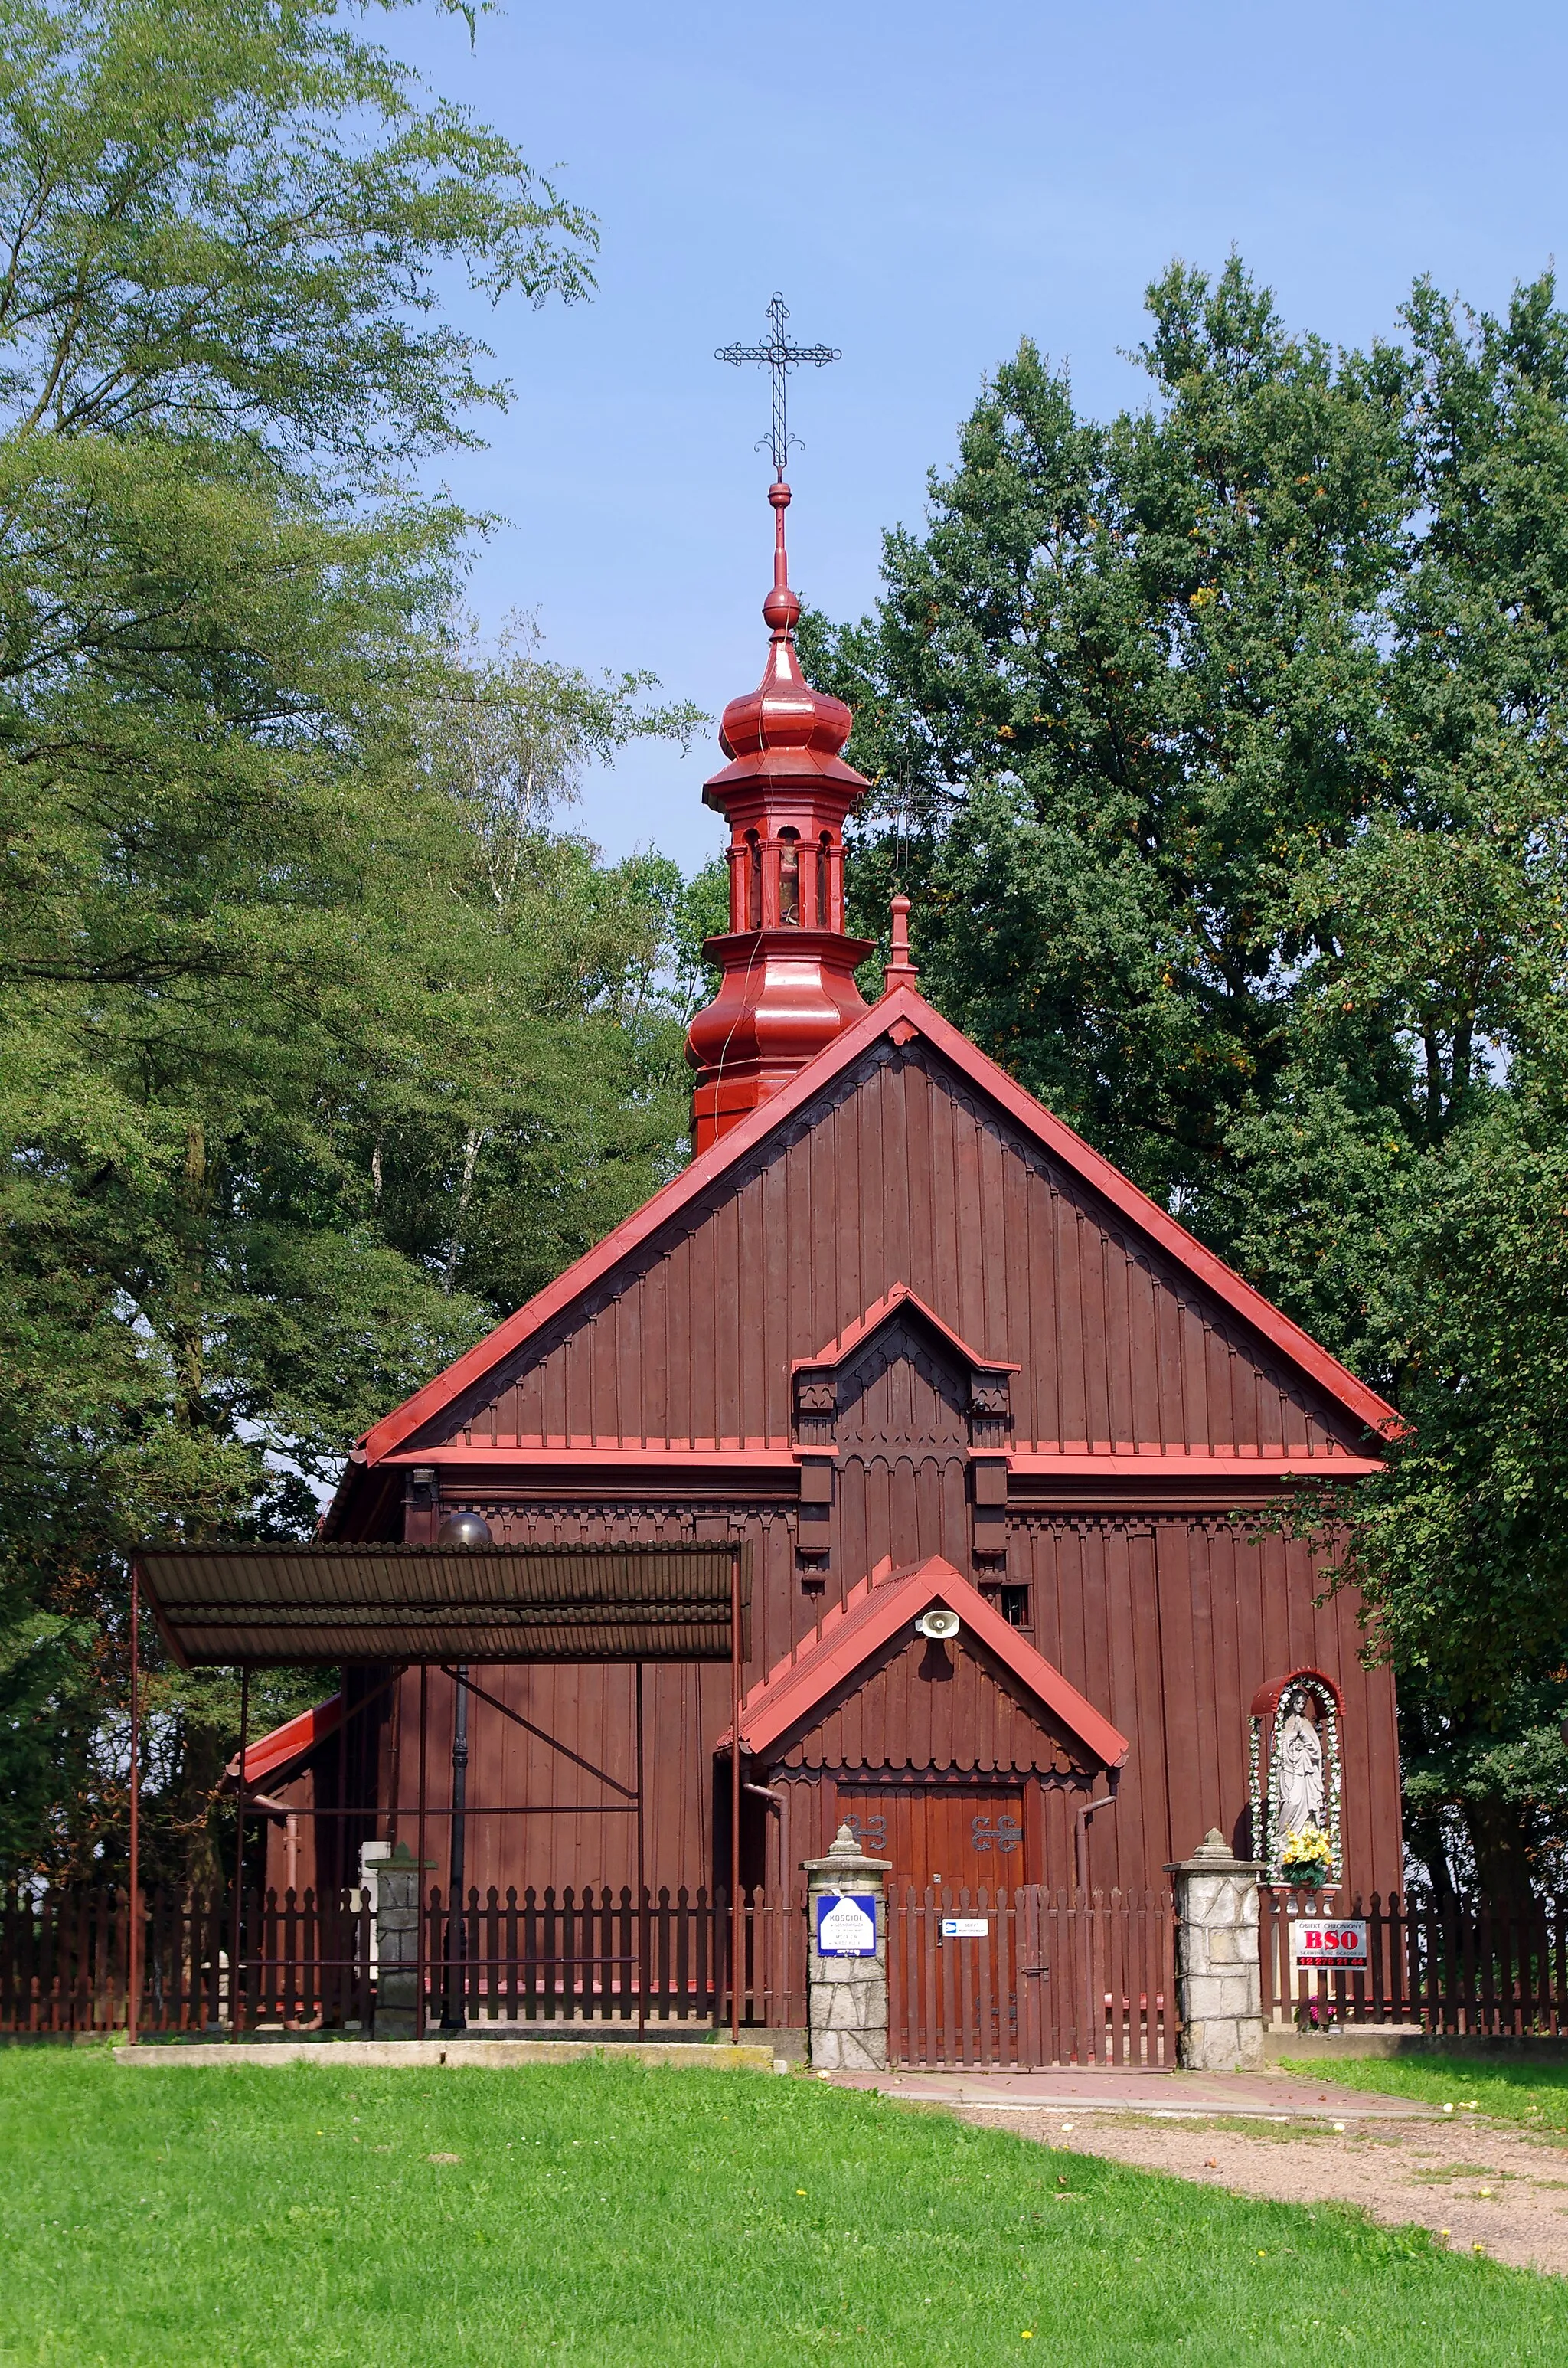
top-left (223, 1694), bottom-right (343, 1787)
top-left (716, 1554), bottom-right (1129, 1769)
top-left (377, 1445), bottom-right (801, 1472)
top-left (1007, 1452), bottom-right (1386, 1479)
top-left (348, 982), bottom-right (1396, 1480)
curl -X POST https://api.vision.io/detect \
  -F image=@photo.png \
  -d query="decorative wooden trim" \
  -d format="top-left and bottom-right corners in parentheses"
top-left (384, 1442), bottom-right (797, 1463)
top-left (1009, 1452), bottom-right (1382, 1477)
top-left (790, 1282), bottom-right (1018, 1382)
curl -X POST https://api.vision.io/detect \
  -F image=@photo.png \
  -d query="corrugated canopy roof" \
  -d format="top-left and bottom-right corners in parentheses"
top-left (136, 1543), bottom-right (750, 1668)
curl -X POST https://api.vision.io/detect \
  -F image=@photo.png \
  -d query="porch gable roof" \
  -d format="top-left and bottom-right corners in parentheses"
top-left (717, 1553), bottom-right (1129, 1770)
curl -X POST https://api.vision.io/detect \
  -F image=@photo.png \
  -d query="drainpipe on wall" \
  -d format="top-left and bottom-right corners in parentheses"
top-left (1074, 1777), bottom-right (1119, 2064)
top-left (1073, 1776), bottom-right (1119, 1894)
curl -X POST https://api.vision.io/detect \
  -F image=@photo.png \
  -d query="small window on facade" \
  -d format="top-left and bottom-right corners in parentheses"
top-left (779, 827), bottom-right (800, 924)
top-left (745, 829), bottom-right (762, 931)
top-left (999, 1585), bottom-right (1031, 1629)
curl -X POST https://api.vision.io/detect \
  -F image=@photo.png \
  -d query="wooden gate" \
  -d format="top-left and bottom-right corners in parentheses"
top-left (886, 1885), bottom-right (1176, 2068)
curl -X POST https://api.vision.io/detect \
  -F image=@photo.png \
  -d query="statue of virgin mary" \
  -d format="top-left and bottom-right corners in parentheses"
top-left (1274, 1689), bottom-right (1325, 1843)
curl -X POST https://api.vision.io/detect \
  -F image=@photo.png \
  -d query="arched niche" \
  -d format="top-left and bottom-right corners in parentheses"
top-left (1249, 1666), bottom-right (1343, 1889)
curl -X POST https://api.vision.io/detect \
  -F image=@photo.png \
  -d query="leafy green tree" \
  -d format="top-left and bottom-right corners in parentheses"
top-left (0, 0), bottom-right (593, 464)
top-left (0, 0), bottom-right (697, 1883)
top-left (361, 613), bottom-right (701, 1317)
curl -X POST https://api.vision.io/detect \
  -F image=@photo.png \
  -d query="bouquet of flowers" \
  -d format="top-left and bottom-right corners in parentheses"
top-left (1277, 1823), bottom-right (1334, 1890)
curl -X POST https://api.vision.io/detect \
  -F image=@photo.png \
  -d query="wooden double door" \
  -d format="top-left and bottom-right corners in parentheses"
top-left (835, 1783), bottom-right (1032, 1894)
top-left (836, 1782), bottom-right (1034, 2066)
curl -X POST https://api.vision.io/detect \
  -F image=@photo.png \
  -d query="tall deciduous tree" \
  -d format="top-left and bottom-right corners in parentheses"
top-left (0, 0), bottom-right (699, 1882)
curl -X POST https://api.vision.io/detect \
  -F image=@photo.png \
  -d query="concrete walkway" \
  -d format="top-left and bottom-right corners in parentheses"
top-left (831, 2066), bottom-right (1440, 2119)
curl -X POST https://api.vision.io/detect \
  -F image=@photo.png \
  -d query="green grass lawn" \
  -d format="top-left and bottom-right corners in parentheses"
top-left (1276, 2049), bottom-right (1568, 2134)
top-left (4, 2049), bottom-right (1568, 2365)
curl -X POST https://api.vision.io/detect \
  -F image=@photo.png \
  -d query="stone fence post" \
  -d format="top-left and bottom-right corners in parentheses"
top-left (802, 1823), bottom-right (892, 2072)
top-left (372, 1838), bottom-right (420, 2039)
top-left (1165, 1828), bottom-right (1266, 2072)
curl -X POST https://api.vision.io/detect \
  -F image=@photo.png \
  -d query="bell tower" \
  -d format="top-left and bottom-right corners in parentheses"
top-left (684, 476), bottom-right (873, 1151)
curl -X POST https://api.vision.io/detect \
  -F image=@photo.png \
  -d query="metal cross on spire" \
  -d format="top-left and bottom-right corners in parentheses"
top-left (716, 293), bottom-right (840, 474)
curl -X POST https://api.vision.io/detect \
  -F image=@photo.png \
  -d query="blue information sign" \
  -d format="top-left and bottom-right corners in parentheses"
top-left (815, 1892), bottom-right (878, 1957)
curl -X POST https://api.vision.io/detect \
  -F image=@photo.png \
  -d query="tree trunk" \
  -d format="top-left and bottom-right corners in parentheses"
top-left (1463, 1795), bottom-right (1537, 1913)
top-left (443, 1127), bottom-right (485, 1293)
top-left (1405, 1808), bottom-right (1461, 1915)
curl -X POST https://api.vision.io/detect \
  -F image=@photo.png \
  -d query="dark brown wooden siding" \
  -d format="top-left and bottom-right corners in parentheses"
top-left (424, 1042), bottom-right (1369, 1460)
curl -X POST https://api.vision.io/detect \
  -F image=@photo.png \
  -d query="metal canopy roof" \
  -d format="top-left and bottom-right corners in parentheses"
top-left (136, 1543), bottom-right (750, 1668)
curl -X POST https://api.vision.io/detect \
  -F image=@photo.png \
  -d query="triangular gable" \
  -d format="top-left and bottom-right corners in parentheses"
top-left (339, 982), bottom-right (1397, 1499)
top-left (792, 1284), bottom-right (1020, 1381)
top-left (716, 1554), bottom-right (1129, 1770)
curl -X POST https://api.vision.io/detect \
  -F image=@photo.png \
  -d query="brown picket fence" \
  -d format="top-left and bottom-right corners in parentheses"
top-left (886, 1885), bottom-right (1178, 2069)
top-left (0, 1884), bottom-right (374, 2036)
top-left (1, 1886), bottom-right (132, 2036)
top-left (1260, 1890), bottom-right (1568, 2034)
top-left (0, 1881), bottom-right (807, 2036)
top-left (27, 1877), bottom-right (1566, 2047)
top-left (424, 1882), bottom-right (808, 2031)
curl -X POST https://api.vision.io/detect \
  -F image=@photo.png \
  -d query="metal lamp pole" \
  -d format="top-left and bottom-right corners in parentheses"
top-left (442, 1665), bottom-right (469, 2031)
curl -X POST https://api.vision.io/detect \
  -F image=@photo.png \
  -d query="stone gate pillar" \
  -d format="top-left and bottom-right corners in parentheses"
top-left (802, 1823), bottom-right (892, 2072)
top-left (372, 1838), bottom-right (420, 2039)
top-left (1166, 1829), bottom-right (1266, 2072)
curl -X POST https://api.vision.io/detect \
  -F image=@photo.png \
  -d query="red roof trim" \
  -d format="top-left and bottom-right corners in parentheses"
top-left (1009, 1453), bottom-right (1385, 1479)
top-left (717, 1554), bottom-right (1129, 1768)
top-left (381, 1445), bottom-right (800, 1472)
top-left (375, 1444), bottom-right (1375, 1480)
top-left (791, 1282), bottom-right (1019, 1377)
top-left (224, 1694), bottom-right (343, 1787)
top-left (350, 983), bottom-right (1396, 1477)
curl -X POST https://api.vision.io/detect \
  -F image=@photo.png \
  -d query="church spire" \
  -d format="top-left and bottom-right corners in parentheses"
top-left (684, 472), bottom-right (874, 1153)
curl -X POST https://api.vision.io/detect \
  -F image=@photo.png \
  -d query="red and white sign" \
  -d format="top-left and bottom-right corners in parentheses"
top-left (1291, 1920), bottom-right (1368, 1969)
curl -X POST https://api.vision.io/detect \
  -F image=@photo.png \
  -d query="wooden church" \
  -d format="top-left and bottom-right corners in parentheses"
top-left (199, 469), bottom-right (1405, 1935)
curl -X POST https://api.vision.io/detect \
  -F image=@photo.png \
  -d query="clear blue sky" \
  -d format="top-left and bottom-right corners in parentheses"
top-left (390, 0), bottom-right (1568, 875)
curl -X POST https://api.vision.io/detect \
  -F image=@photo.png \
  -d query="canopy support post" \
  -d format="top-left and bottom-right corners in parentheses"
top-left (730, 1545), bottom-right (742, 2046)
top-left (443, 1663), bottom-right (469, 2032)
top-left (416, 1664), bottom-right (428, 2042)
top-left (127, 1565), bottom-right (140, 2048)
top-left (230, 1665), bottom-right (249, 2037)
top-left (636, 1663), bottom-right (646, 2036)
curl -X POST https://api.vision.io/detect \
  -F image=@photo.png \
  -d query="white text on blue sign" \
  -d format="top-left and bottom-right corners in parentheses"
top-left (816, 1893), bottom-right (877, 1957)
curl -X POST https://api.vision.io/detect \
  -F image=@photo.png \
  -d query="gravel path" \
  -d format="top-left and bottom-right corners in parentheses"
top-left (952, 2103), bottom-right (1568, 2275)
